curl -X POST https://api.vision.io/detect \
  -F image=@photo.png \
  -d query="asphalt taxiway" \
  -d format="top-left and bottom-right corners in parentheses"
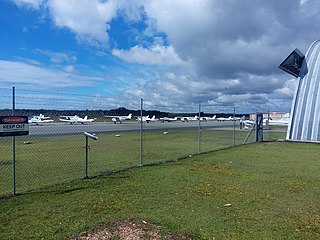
top-left (27, 120), bottom-right (237, 136)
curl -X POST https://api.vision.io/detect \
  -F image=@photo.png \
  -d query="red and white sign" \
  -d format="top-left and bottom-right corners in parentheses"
top-left (0, 116), bottom-right (29, 137)
top-left (2, 117), bottom-right (27, 124)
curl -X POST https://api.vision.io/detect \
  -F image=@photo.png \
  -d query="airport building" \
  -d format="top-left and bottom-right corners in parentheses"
top-left (279, 39), bottom-right (320, 142)
top-left (249, 112), bottom-right (288, 121)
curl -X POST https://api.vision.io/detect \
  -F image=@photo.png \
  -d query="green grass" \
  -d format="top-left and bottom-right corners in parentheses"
top-left (1, 128), bottom-right (283, 196)
top-left (1, 141), bottom-right (319, 239)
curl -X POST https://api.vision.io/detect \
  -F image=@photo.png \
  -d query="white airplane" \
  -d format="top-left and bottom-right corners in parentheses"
top-left (137, 115), bottom-right (158, 123)
top-left (28, 114), bottom-right (54, 124)
top-left (59, 115), bottom-right (95, 124)
top-left (203, 115), bottom-right (217, 121)
top-left (179, 115), bottom-right (199, 122)
top-left (137, 115), bottom-right (149, 122)
top-left (216, 116), bottom-right (233, 121)
top-left (105, 113), bottom-right (132, 124)
top-left (266, 113), bottom-right (290, 126)
top-left (241, 119), bottom-right (255, 128)
top-left (160, 116), bottom-right (178, 122)
top-left (242, 113), bottom-right (290, 128)
top-left (200, 115), bottom-right (217, 122)
top-left (179, 114), bottom-right (215, 122)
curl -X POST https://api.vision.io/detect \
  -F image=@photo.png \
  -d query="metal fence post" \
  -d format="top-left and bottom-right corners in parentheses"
top-left (85, 135), bottom-right (89, 178)
top-left (83, 132), bottom-right (98, 179)
top-left (233, 106), bottom-right (236, 146)
top-left (139, 98), bottom-right (143, 166)
top-left (256, 112), bottom-right (264, 142)
top-left (198, 103), bottom-right (201, 154)
top-left (12, 86), bottom-right (16, 196)
top-left (267, 110), bottom-right (270, 141)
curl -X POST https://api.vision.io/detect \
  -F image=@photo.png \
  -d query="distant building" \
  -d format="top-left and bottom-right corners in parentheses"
top-left (249, 112), bottom-right (288, 120)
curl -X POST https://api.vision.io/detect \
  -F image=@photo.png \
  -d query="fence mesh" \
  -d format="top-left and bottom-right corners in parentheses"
top-left (0, 87), bottom-right (287, 197)
top-left (89, 130), bottom-right (140, 176)
top-left (0, 137), bottom-right (11, 195)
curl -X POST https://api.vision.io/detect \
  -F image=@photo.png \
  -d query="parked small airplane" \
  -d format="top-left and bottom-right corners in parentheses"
top-left (160, 116), bottom-right (178, 122)
top-left (59, 115), bottom-right (95, 124)
top-left (137, 115), bottom-right (148, 122)
top-left (137, 115), bottom-right (158, 123)
top-left (199, 115), bottom-right (217, 122)
top-left (179, 115), bottom-right (215, 122)
top-left (28, 114), bottom-right (54, 124)
top-left (216, 116), bottom-right (233, 121)
top-left (206, 115), bottom-right (217, 121)
top-left (105, 113), bottom-right (132, 124)
top-left (266, 113), bottom-right (290, 126)
top-left (179, 115), bottom-right (198, 122)
top-left (242, 113), bottom-right (290, 128)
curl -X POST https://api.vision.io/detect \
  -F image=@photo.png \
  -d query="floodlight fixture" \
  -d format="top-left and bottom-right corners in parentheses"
top-left (84, 132), bottom-right (98, 140)
top-left (278, 48), bottom-right (305, 78)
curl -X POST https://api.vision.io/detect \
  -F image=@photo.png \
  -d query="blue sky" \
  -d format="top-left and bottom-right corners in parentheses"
top-left (1, 0), bottom-right (320, 113)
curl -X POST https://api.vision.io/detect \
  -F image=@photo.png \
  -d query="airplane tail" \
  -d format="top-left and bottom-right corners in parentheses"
top-left (84, 116), bottom-right (88, 120)
top-left (280, 113), bottom-right (290, 122)
top-left (59, 118), bottom-right (69, 122)
top-left (152, 115), bottom-right (156, 120)
top-left (127, 114), bottom-right (132, 119)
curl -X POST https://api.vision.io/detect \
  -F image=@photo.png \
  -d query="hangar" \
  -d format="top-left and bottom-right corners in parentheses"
top-left (279, 40), bottom-right (320, 142)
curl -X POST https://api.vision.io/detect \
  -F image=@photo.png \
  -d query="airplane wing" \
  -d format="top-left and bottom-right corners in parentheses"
top-left (105, 115), bottom-right (120, 120)
top-left (39, 119), bottom-right (54, 123)
top-left (83, 119), bottom-right (95, 123)
top-left (59, 116), bottom-right (75, 121)
top-left (59, 118), bottom-right (71, 122)
top-left (105, 115), bottom-right (132, 124)
top-left (105, 115), bottom-right (120, 118)
top-left (111, 117), bottom-right (122, 124)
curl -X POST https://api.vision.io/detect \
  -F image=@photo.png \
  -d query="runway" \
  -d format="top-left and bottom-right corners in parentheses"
top-left (27, 120), bottom-right (237, 136)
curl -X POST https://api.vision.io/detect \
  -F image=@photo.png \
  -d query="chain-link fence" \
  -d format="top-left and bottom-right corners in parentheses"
top-left (0, 87), bottom-right (286, 197)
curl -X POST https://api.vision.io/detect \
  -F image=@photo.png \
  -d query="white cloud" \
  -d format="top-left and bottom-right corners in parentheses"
top-left (120, 69), bottom-right (297, 112)
top-left (11, 0), bottom-right (44, 9)
top-left (8, 0), bottom-right (320, 112)
top-left (47, 0), bottom-right (118, 46)
top-left (300, 0), bottom-right (309, 5)
top-left (36, 49), bottom-right (77, 64)
top-left (112, 44), bottom-right (185, 66)
top-left (63, 65), bottom-right (75, 73)
top-left (117, 0), bottom-right (319, 112)
top-left (0, 60), bottom-right (103, 88)
top-left (274, 79), bottom-right (298, 98)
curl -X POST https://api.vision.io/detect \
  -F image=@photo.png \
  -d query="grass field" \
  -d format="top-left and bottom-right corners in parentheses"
top-left (0, 128), bottom-right (285, 196)
top-left (0, 127), bottom-right (285, 196)
top-left (0, 141), bottom-right (319, 239)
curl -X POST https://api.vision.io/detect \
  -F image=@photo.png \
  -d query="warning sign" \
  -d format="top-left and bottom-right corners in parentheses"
top-left (0, 116), bottom-right (29, 137)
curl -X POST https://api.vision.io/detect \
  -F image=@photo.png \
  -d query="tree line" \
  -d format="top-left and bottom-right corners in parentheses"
top-left (0, 107), bottom-right (247, 119)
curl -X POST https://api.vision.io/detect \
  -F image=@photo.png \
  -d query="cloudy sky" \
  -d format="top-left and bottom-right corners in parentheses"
top-left (1, 0), bottom-right (320, 113)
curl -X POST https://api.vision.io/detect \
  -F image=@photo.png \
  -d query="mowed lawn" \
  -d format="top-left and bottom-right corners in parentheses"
top-left (1, 141), bottom-right (319, 239)
top-left (1, 128), bottom-right (280, 196)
